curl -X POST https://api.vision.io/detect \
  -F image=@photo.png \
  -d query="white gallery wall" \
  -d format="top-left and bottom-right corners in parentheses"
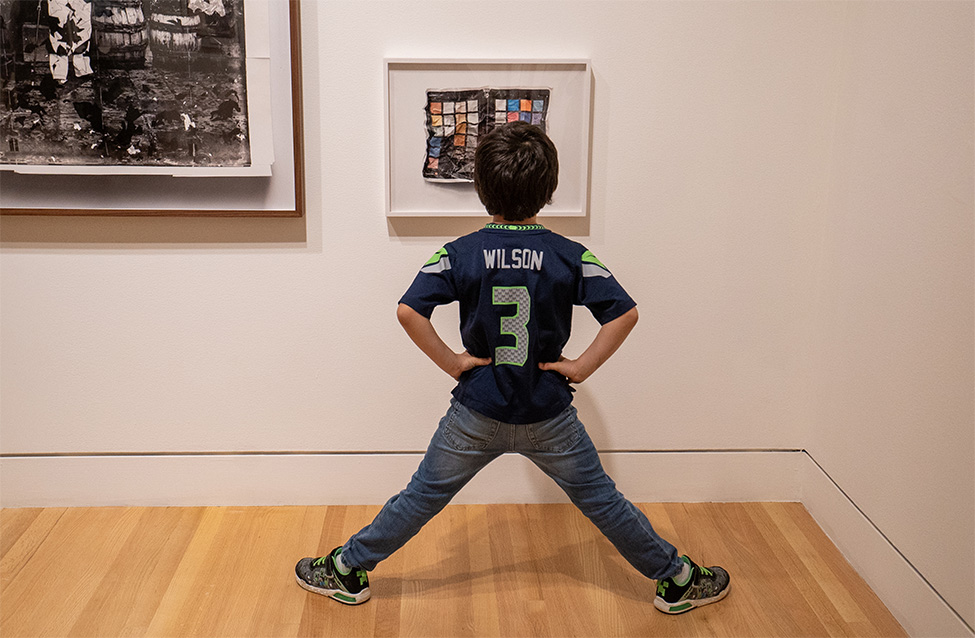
top-left (807, 1), bottom-right (974, 632)
top-left (1, 1), bottom-right (972, 635)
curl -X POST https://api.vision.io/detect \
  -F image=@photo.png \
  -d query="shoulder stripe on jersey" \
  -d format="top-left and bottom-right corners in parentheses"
top-left (581, 250), bottom-right (611, 278)
top-left (421, 247), bottom-right (451, 274)
top-left (424, 247), bottom-right (447, 266)
top-left (582, 263), bottom-right (611, 278)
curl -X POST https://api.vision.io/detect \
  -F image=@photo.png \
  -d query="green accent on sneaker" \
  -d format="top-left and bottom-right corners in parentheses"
top-left (673, 556), bottom-right (693, 586)
top-left (357, 570), bottom-right (367, 586)
top-left (332, 592), bottom-right (356, 604)
top-left (670, 602), bottom-right (692, 613)
top-left (657, 580), bottom-right (669, 597)
top-left (333, 549), bottom-right (351, 576)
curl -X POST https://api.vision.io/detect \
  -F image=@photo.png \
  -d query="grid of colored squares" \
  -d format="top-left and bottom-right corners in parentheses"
top-left (428, 99), bottom-right (481, 155)
top-left (495, 99), bottom-right (546, 126)
top-left (423, 88), bottom-right (550, 181)
top-left (423, 89), bottom-right (482, 180)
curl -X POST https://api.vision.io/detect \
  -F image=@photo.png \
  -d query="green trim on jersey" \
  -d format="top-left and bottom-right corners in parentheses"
top-left (485, 223), bottom-right (546, 231)
top-left (581, 250), bottom-right (607, 269)
top-left (425, 247), bottom-right (448, 266)
top-left (581, 250), bottom-right (612, 278)
top-left (420, 247), bottom-right (451, 274)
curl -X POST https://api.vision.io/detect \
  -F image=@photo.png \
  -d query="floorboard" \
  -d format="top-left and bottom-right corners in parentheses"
top-left (0, 503), bottom-right (906, 637)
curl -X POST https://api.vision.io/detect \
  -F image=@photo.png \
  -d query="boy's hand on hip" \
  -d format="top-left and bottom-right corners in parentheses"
top-left (539, 357), bottom-right (591, 384)
top-left (539, 307), bottom-right (639, 384)
top-left (450, 352), bottom-right (492, 380)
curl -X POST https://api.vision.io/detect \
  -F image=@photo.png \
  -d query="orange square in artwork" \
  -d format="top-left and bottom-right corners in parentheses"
top-left (457, 123), bottom-right (467, 135)
top-left (430, 102), bottom-right (442, 114)
top-left (454, 135), bottom-right (466, 147)
top-left (520, 99), bottom-right (532, 112)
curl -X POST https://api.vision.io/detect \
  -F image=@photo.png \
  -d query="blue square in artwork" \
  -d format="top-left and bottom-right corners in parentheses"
top-left (519, 111), bottom-right (531, 122)
top-left (507, 99), bottom-right (520, 111)
top-left (428, 137), bottom-right (442, 157)
top-left (532, 100), bottom-right (545, 112)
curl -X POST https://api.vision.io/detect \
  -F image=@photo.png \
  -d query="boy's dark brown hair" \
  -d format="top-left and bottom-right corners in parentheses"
top-left (473, 121), bottom-right (559, 222)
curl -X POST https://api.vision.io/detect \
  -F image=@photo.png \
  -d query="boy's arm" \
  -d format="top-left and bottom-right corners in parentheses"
top-left (538, 306), bottom-right (638, 384)
top-left (397, 303), bottom-right (492, 380)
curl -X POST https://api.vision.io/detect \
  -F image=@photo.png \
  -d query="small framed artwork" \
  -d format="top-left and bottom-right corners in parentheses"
top-left (0, 0), bottom-right (304, 216)
top-left (385, 59), bottom-right (592, 217)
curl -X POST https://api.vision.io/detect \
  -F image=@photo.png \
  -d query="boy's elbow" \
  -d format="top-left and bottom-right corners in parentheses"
top-left (625, 306), bottom-right (639, 327)
top-left (397, 303), bottom-right (421, 327)
top-left (396, 303), bottom-right (411, 325)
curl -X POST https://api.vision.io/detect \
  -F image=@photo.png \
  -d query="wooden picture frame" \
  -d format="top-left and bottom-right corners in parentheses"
top-left (0, 0), bottom-right (304, 217)
top-left (385, 59), bottom-right (592, 218)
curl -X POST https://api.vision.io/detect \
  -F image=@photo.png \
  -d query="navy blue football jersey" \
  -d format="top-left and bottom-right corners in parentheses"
top-left (399, 223), bottom-right (636, 423)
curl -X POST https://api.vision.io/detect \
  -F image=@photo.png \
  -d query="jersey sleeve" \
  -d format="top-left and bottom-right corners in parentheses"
top-left (398, 246), bottom-right (458, 318)
top-left (576, 249), bottom-right (637, 324)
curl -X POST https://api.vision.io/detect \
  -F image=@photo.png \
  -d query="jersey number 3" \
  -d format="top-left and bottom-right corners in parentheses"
top-left (492, 286), bottom-right (531, 366)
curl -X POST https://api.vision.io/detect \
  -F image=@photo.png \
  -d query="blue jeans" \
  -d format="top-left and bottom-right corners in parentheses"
top-left (342, 399), bottom-right (682, 581)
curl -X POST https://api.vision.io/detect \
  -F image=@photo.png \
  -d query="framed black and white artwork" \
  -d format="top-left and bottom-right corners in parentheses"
top-left (0, 0), bottom-right (304, 216)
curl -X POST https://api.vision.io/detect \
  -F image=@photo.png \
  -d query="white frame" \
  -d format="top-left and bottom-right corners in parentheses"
top-left (1, 0), bottom-right (273, 178)
top-left (0, 0), bottom-right (304, 217)
top-left (384, 59), bottom-right (592, 217)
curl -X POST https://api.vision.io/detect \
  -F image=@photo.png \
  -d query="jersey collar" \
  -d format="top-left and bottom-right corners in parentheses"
top-left (484, 223), bottom-right (546, 231)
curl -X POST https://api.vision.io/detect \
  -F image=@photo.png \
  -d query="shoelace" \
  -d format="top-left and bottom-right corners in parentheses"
top-left (312, 556), bottom-right (331, 568)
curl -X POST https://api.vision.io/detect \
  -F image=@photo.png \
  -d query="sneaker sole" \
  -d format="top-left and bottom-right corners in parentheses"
top-left (653, 582), bottom-right (730, 614)
top-left (294, 572), bottom-right (371, 605)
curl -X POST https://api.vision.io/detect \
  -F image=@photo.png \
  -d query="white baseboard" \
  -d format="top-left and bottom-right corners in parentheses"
top-left (800, 453), bottom-right (973, 638)
top-left (0, 449), bottom-right (801, 508)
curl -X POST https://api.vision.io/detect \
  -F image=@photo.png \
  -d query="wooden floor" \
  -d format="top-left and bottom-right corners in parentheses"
top-left (1, 503), bottom-right (905, 637)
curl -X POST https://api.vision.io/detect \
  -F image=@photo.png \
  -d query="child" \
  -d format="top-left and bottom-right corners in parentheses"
top-left (295, 121), bottom-right (730, 615)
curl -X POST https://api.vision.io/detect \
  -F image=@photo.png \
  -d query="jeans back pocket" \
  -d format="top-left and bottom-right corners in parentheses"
top-left (441, 403), bottom-right (500, 451)
top-left (525, 407), bottom-right (583, 453)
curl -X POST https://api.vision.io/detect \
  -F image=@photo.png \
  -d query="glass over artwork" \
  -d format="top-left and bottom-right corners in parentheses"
top-left (0, 0), bottom-right (251, 170)
top-left (423, 87), bottom-right (549, 182)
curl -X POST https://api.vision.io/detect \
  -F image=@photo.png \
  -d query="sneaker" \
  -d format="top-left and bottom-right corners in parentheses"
top-left (654, 555), bottom-right (730, 614)
top-left (295, 547), bottom-right (371, 605)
